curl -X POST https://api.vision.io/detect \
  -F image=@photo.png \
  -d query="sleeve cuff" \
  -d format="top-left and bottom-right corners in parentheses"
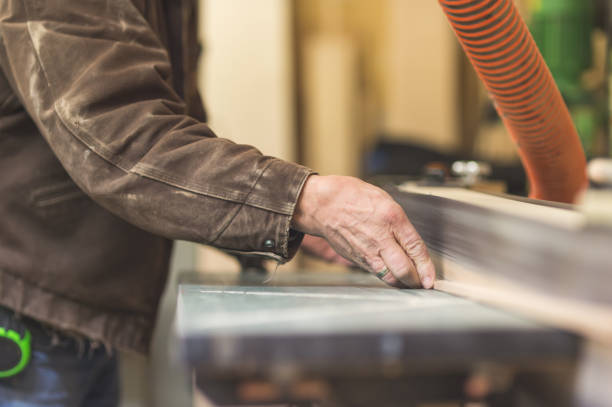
top-left (212, 159), bottom-right (315, 262)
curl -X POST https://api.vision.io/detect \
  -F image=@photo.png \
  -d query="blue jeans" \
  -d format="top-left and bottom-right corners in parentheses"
top-left (0, 307), bottom-right (119, 407)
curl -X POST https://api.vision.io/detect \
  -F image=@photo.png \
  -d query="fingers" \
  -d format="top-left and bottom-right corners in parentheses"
top-left (323, 196), bottom-right (434, 289)
top-left (378, 239), bottom-right (421, 288)
top-left (375, 200), bottom-right (435, 289)
top-left (375, 267), bottom-right (404, 287)
top-left (369, 257), bottom-right (404, 288)
top-left (292, 175), bottom-right (435, 289)
top-left (392, 220), bottom-right (436, 289)
top-left (380, 272), bottom-right (405, 288)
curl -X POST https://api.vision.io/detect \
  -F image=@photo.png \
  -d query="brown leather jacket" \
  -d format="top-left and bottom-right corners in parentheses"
top-left (0, 0), bottom-right (312, 353)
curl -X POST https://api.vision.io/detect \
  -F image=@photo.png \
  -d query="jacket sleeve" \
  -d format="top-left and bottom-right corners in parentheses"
top-left (0, 0), bottom-right (313, 261)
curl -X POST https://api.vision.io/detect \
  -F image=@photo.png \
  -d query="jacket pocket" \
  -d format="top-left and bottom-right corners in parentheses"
top-left (29, 180), bottom-right (90, 227)
top-left (31, 180), bottom-right (86, 208)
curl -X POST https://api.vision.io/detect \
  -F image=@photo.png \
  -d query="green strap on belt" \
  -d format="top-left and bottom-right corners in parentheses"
top-left (0, 325), bottom-right (31, 378)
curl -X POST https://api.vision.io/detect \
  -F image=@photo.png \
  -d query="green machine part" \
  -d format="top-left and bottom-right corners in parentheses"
top-left (529, 0), bottom-right (594, 100)
top-left (528, 0), bottom-right (601, 157)
top-left (0, 326), bottom-right (31, 378)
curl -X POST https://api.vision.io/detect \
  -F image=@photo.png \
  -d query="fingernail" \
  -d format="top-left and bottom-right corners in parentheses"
top-left (422, 276), bottom-right (433, 289)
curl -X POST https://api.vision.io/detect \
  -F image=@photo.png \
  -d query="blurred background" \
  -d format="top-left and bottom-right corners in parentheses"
top-left (119, 0), bottom-right (612, 405)
top-left (196, 0), bottom-right (612, 277)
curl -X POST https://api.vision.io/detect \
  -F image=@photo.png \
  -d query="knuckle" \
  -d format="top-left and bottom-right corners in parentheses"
top-left (381, 203), bottom-right (402, 223)
top-left (406, 238), bottom-right (422, 251)
top-left (363, 253), bottom-right (383, 269)
top-left (403, 237), bottom-right (426, 256)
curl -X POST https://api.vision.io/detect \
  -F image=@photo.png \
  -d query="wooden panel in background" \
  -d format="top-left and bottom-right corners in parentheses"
top-left (199, 0), bottom-right (296, 161)
top-left (382, 0), bottom-right (460, 152)
top-left (197, 0), bottom-right (298, 273)
top-left (302, 35), bottom-right (359, 176)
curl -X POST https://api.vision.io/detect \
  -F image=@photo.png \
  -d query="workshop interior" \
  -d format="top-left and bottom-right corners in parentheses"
top-left (6, 0), bottom-right (612, 406)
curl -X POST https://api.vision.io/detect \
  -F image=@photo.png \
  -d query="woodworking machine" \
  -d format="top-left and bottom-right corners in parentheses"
top-left (175, 184), bottom-right (612, 406)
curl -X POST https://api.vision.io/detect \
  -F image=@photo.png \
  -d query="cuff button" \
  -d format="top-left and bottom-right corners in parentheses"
top-left (263, 239), bottom-right (275, 249)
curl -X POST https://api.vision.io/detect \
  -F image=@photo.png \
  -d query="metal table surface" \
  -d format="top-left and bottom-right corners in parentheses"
top-left (177, 272), bottom-right (577, 371)
top-left (176, 271), bottom-right (579, 406)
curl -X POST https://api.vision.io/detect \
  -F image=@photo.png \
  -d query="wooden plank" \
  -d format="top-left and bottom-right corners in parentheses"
top-left (387, 185), bottom-right (612, 345)
top-left (399, 184), bottom-right (585, 230)
top-left (382, 0), bottom-right (460, 152)
top-left (432, 254), bottom-right (612, 345)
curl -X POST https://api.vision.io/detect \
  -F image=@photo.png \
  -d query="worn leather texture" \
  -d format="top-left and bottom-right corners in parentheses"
top-left (0, 0), bottom-right (312, 353)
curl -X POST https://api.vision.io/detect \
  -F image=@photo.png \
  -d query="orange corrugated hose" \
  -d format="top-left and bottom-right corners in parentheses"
top-left (438, 0), bottom-right (588, 203)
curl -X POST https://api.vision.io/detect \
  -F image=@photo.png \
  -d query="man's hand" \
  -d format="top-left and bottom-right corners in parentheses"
top-left (292, 175), bottom-right (435, 288)
top-left (300, 235), bottom-right (355, 266)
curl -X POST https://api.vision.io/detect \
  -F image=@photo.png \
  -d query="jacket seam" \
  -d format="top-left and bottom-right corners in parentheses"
top-left (34, 190), bottom-right (86, 207)
top-left (0, 92), bottom-right (11, 111)
top-left (132, 162), bottom-right (247, 206)
top-left (20, 16), bottom-right (134, 173)
top-left (209, 160), bottom-right (274, 246)
top-left (0, 267), bottom-right (154, 319)
top-left (20, 4), bottom-right (292, 216)
top-left (283, 168), bottom-right (313, 257)
top-left (289, 167), bottom-right (314, 216)
top-left (132, 162), bottom-right (294, 215)
top-left (0, 275), bottom-right (151, 353)
top-left (217, 248), bottom-right (285, 263)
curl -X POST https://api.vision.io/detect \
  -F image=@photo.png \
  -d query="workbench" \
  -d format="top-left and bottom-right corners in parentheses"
top-left (174, 184), bottom-right (612, 406)
top-left (176, 271), bottom-right (579, 407)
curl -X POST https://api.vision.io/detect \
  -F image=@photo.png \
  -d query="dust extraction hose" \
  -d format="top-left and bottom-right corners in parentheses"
top-left (438, 0), bottom-right (587, 203)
